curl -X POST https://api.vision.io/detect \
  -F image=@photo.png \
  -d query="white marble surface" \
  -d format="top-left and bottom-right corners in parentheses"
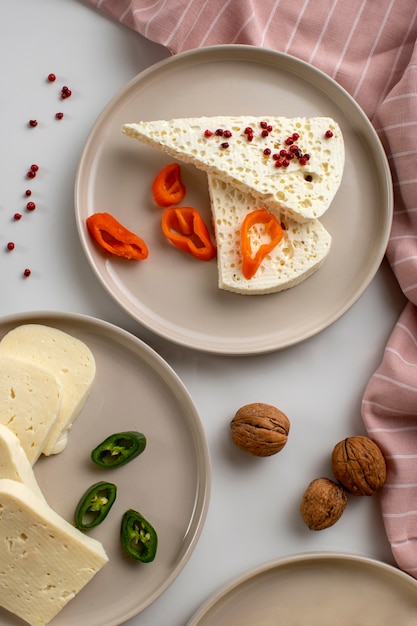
top-left (0, 2), bottom-right (408, 625)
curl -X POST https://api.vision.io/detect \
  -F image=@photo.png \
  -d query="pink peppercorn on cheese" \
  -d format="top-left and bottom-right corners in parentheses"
top-left (208, 174), bottom-right (332, 294)
top-left (122, 116), bottom-right (345, 222)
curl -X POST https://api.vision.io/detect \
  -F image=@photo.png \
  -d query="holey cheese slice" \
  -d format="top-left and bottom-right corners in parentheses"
top-left (122, 116), bottom-right (345, 222)
top-left (208, 175), bottom-right (331, 295)
top-left (0, 357), bottom-right (63, 465)
top-left (0, 325), bottom-right (96, 456)
top-left (0, 479), bottom-right (108, 626)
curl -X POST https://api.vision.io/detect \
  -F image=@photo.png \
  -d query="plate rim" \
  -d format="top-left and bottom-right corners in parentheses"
top-left (75, 44), bottom-right (393, 356)
top-left (186, 550), bottom-right (417, 625)
top-left (0, 309), bottom-right (211, 625)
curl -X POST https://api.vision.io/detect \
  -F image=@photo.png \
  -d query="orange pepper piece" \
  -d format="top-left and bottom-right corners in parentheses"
top-left (152, 163), bottom-right (186, 207)
top-left (86, 212), bottom-right (148, 260)
top-left (161, 207), bottom-right (216, 261)
top-left (241, 208), bottom-right (283, 279)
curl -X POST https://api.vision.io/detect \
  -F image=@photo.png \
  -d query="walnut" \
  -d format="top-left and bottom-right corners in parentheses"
top-left (230, 402), bottom-right (290, 457)
top-left (331, 435), bottom-right (386, 496)
top-left (300, 477), bottom-right (347, 530)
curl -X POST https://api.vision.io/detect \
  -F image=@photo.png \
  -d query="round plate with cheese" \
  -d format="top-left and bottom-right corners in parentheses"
top-left (0, 311), bottom-right (210, 626)
top-left (75, 45), bottom-right (392, 355)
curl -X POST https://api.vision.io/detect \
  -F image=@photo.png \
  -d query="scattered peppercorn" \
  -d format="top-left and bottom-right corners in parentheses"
top-left (220, 142), bottom-right (229, 149)
top-left (13, 213), bottom-right (22, 221)
top-left (26, 202), bottom-right (36, 211)
top-left (47, 73), bottom-right (56, 82)
top-left (30, 164), bottom-right (39, 172)
top-left (325, 130), bottom-right (334, 138)
top-left (28, 120), bottom-right (38, 128)
top-left (26, 170), bottom-right (36, 179)
top-left (23, 269), bottom-right (31, 277)
top-left (25, 190), bottom-right (32, 197)
top-left (204, 129), bottom-right (213, 137)
top-left (55, 112), bottom-right (64, 120)
top-left (6, 242), bottom-right (15, 251)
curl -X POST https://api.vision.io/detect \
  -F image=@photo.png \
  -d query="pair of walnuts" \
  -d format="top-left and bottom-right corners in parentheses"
top-left (229, 403), bottom-right (387, 531)
top-left (300, 435), bottom-right (387, 530)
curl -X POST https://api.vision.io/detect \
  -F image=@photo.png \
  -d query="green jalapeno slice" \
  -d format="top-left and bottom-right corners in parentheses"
top-left (74, 481), bottom-right (117, 530)
top-left (91, 431), bottom-right (146, 468)
top-left (120, 509), bottom-right (158, 562)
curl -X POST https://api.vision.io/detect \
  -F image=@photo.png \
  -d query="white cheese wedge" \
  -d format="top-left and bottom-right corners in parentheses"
top-left (208, 174), bottom-right (331, 294)
top-left (0, 424), bottom-right (45, 500)
top-left (122, 116), bottom-right (345, 222)
top-left (0, 357), bottom-right (63, 465)
top-left (0, 479), bottom-right (108, 626)
top-left (0, 325), bottom-right (96, 456)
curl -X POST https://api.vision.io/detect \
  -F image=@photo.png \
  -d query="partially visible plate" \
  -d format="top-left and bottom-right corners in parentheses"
top-left (75, 45), bottom-right (392, 355)
top-left (187, 553), bottom-right (417, 625)
top-left (0, 312), bottom-right (210, 626)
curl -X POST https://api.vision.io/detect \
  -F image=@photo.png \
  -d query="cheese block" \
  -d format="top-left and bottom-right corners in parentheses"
top-left (0, 424), bottom-right (45, 500)
top-left (208, 175), bottom-right (331, 294)
top-left (0, 325), bottom-right (96, 456)
top-left (0, 357), bottom-right (63, 465)
top-left (0, 479), bottom-right (108, 626)
top-left (122, 116), bottom-right (345, 222)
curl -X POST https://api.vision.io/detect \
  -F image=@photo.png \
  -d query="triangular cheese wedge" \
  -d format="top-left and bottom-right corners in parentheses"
top-left (208, 175), bottom-right (331, 295)
top-left (123, 116), bottom-right (344, 222)
top-left (0, 356), bottom-right (63, 465)
top-left (0, 325), bottom-right (96, 456)
top-left (0, 479), bottom-right (108, 626)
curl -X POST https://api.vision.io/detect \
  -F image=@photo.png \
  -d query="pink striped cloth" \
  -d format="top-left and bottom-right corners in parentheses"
top-left (86, 0), bottom-right (417, 576)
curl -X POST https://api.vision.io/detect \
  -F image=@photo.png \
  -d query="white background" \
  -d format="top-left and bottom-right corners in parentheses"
top-left (0, 1), bottom-right (408, 625)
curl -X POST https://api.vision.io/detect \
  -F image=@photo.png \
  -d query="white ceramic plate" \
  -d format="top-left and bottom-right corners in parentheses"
top-left (187, 552), bottom-right (417, 625)
top-left (0, 312), bottom-right (210, 626)
top-left (75, 45), bottom-right (392, 355)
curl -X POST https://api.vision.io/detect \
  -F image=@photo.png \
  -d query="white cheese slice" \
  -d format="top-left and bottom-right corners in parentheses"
top-left (0, 357), bottom-right (63, 465)
top-left (0, 478), bottom-right (108, 626)
top-left (0, 424), bottom-right (45, 500)
top-left (0, 325), bottom-right (96, 456)
top-left (208, 174), bottom-right (332, 295)
top-left (122, 116), bottom-right (345, 222)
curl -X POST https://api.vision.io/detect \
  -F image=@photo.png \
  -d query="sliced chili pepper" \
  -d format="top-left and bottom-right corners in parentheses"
top-left (161, 206), bottom-right (216, 261)
top-left (86, 212), bottom-right (148, 260)
top-left (74, 481), bottom-right (117, 530)
top-left (240, 208), bottom-right (283, 279)
top-left (152, 162), bottom-right (186, 207)
top-left (120, 508), bottom-right (158, 563)
top-left (91, 431), bottom-right (147, 468)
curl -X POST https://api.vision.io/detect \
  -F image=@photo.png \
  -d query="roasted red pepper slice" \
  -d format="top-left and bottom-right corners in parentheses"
top-left (161, 206), bottom-right (216, 261)
top-left (241, 208), bottom-right (283, 279)
top-left (152, 163), bottom-right (186, 207)
top-left (86, 212), bottom-right (148, 260)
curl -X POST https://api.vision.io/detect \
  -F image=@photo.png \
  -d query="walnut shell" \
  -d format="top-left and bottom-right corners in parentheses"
top-left (331, 435), bottom-right (386, 496)
top-left (300, 477), bottom-right (347, 530)
top-left (230, 402), bottom-right (290, 457)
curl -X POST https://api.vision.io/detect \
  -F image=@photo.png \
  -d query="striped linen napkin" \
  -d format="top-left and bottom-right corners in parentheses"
top-left (86, 0), bottom-right (417, 577)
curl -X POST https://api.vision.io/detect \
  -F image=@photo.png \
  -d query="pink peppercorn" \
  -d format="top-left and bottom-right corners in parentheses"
top-left (26, 170), bottom-right (36, 179)
top-left (25, 190), bottom-right (32, 197)
top-left (204, 129), bottom-right (213, 137)
top-left (14, 213), bottom-right (22, 220)
top-left (223, 130), bottom-right (232, 138)
top-left (263, 148), bottom-right (271, 156)
top-left (6, 242), bottom-right (15, 251)
top-left (23, 269), bottom-right (31, 278)
top-left (325, 129), bottom-right (334, 138)
top-left (48, 73), bottom-right (56, 82)
top-left (55, 112), bottom-right (64, 120)
top-left (31, 164), bottom-right (39, 172)
top-left (26, 202), bottom-right (36, 211)
top-left (29, 120), bottom-right (38, 128)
